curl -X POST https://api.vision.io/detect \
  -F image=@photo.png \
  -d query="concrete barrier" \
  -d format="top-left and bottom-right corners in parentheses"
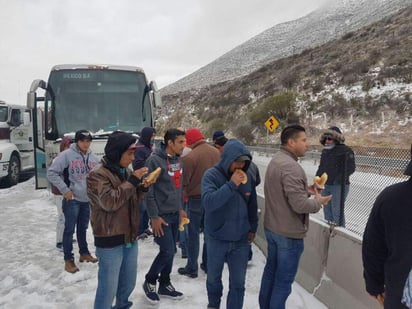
top-left (255, 194), bottom-right (381, 309)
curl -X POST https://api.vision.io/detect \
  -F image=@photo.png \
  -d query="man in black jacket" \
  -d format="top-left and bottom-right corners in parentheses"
top-left (362, 144), bottom-right (412, 309)
top-left (315, 126), bottom-right (355, 226)
top-left (133, 127), bottom-right (156, 239)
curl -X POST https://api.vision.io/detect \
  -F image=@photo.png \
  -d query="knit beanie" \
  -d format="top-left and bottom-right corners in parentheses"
top-left (212, 130), bottom-right (225, 142)
top-left (185, 128), bottom-right (204, 146)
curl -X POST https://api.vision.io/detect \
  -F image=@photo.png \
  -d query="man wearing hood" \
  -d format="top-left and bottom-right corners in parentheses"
top-left (362, 144), bottom-right (412, 309)
top-left (201, 138), bottom-right (258, 309)
top-left (315, 126), bottom-right (355, 227)
top-left (47, 129), bottom-right (99, 273)
top-left (142, 128), bottom-right (187, 304)
top-left (133, 127), bottom-right (156, 239)
top-left (87, 131), bottom-right (150, 309)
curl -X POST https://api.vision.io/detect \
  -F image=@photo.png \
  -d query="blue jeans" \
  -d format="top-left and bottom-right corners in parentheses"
top-left (145, 213), bottom-right (179, 285)
top-left (206, 235), bottom-right (249, 309)
top-left (137, 200), bottom-right (149, 235)
top-left (322, 184), bottom-right (349, 227)
top-left (94, 241), bottom-right (138, 309)
top-left (62, 199), bottom-right (91, 261)
top-left (185, 197), bottom-right (203, 272)
top-left (259, 229), bottom-right (304, 309)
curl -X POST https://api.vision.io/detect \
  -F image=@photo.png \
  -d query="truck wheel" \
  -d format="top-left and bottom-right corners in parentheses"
top-left (5, 154), bottom-right (20, 187)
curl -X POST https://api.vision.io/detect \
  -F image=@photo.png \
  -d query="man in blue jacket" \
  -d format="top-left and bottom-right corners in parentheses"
top-left (202, 139), bottom-right (258, 309)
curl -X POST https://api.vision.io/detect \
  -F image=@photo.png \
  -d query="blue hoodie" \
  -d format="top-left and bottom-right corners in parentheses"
top-left (201, 139), bottom-right (258, 242)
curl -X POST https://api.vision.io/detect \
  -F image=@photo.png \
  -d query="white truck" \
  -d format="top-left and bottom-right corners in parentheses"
top-left (0, 100), bottom-right (34, 186)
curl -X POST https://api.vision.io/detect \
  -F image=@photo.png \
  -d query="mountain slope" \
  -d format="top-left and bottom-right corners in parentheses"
top-left (161, 0), bottom-right (412, 96)
top-left (159, 5), bottom-right (412, 148)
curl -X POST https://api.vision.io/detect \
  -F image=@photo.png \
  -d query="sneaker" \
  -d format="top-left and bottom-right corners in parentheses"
top-left (56, 242), bottom-right (63, 252)
top-left (79, 254), bottom-right (98, 263)
top-left (64, 259), bottom-right (79, 273)
top-left (143, 281), bottom-right (160, 304)
top-left (178, 267), bottom-right (198, 278)
top-left (158, 282), bottom-right (184, 300)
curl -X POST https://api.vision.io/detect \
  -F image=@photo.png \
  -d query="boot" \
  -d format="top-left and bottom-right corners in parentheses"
top-left (79, 253), bottom-right (98, 263)
top-left (65, 259), bottom-right (79, 273)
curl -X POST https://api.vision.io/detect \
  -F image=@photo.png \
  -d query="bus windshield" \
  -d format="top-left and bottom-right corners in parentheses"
top-left (46, 69), bottom-right (153, 138)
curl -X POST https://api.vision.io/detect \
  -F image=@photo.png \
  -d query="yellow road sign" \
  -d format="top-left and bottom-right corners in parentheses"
top-left (265, 115), bottom-right (279, 132)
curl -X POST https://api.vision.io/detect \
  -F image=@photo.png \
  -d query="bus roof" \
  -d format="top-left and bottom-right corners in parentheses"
top-left (50, 64), bottom-right (145, 73)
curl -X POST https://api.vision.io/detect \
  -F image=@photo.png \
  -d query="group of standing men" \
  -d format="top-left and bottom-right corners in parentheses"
top-left (46, 122), bottom-right (411, 309)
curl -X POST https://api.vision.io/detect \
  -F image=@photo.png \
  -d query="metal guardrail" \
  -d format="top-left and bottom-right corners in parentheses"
top-left (248, 146), bottom-right (410, 172)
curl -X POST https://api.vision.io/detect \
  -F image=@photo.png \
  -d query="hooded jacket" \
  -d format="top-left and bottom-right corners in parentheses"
top-left (201, 139), bottom-right (258, 242)
top-left (47, 143), bottom-right (99, 202)
top-left (87, 132), bottom-right (145, 248)
top-left (316, 128), bottom-right (355, 185)
top-left (145, 144), bottom-right (183, 218)
top-left (132, 127), bottom-right (155, 170)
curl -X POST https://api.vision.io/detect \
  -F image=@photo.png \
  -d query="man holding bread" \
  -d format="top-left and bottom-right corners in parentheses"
top-left (259, 124), bottom-right (332, 309)
top-left (201, 138), bottom-right (258, 309)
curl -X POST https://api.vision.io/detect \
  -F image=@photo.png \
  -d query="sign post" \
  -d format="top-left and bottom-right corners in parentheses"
top-left (264, 115), bottom-right (279, 142)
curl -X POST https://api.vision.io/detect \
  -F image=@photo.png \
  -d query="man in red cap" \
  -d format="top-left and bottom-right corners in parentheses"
top-left (178, 128), bottom-right (220, 278)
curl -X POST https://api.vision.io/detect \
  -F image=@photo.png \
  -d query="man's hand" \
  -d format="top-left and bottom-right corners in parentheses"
top-left (231, 169), bottom-right (245, 186)
top-left (150, 217), bottom-right (168, 237)
top-left (133, 167), bottom-right (148, 180)
top-left (313, 187), bottom-right (332, 206)
top-left (64, 191), bottom-right (73, 201)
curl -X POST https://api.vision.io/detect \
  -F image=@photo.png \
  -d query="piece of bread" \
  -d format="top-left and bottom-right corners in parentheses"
top-left (314, 172), bottom-right (328, 189)
top-left (178, 217), bottom-right (190, 231)
top-left (145, 167), bottom-right (161, 185)
top-left (238, 169), bottom-right (248, 184)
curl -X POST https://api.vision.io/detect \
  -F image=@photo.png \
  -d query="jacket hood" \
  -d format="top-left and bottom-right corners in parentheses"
top-left (218, 139), bottom-right (251, 176)
top-left (139, 127), bottom-right (156, 148)
top-left (320, 127), bottom-right (345, 145)
top-left (104, 132), bottom-right (137, 164)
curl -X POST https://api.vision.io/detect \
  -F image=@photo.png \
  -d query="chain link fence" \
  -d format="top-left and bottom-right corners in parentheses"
top-left (250, 145), bottom-right (410, 237)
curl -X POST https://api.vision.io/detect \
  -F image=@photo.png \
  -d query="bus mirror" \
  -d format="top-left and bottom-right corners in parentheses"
top-left (27, 92), bottom-right (35, 109)
top-left (149, 81), bottom-right (162, 109)
top-left (149, 80), bottom-right (158, 92)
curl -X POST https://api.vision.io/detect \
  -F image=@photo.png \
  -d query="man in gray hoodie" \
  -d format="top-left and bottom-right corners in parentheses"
top-left (47, 129), bottom-right (99, 273)
top-left (142, 128), bottom-right (188, 304)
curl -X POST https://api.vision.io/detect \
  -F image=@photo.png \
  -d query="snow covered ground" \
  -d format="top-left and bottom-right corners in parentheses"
top-left (0, 177), bottom-right (328, 309)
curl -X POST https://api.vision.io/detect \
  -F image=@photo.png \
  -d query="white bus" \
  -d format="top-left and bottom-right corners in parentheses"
top-left (27, 64), bottom-right (161, 189)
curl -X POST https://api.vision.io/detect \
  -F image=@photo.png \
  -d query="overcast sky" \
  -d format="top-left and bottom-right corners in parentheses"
top-left (0, 0), bottom-right (328, 105)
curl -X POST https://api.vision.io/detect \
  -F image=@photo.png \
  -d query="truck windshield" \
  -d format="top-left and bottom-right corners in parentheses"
top-left (0, 106), bottom-right (8, 122)
top-left (46, 69), bottom-right (152, 138)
